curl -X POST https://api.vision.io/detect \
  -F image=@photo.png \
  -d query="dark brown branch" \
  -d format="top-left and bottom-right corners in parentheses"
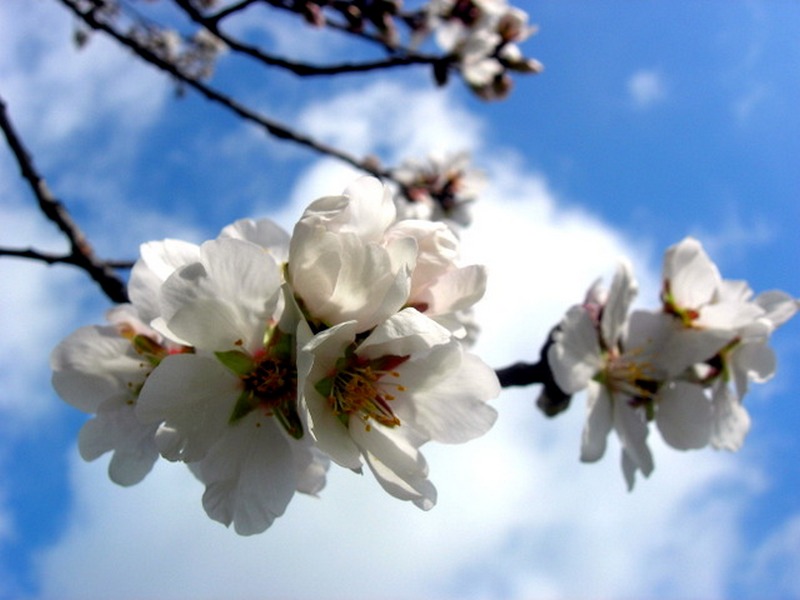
top-left (494, 340), bottom-right (573, 415)
top-left (0, 247), bottom-right (133, 269)
top-left (59, 0), bottom-right (389, 178)
top-left (0, 94), bottom-right (130, 303)
top-left (207, 0), bottom-right (260, 23)
top-left (175, 0), bottom-right (441, 77)
top-left (258, 0), bottom-right (398, 52)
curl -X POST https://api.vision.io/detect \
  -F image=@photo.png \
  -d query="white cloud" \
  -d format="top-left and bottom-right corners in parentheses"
top-left (732, 82), bottom-right (769, 122)
top-left (0, 1), bottom-right (167, 156)
top-left (627, 69), bottom-right (667, 109)
top-left (746, 513), bottom-right (800, 597)
top-left (298, 80), bottom-right (483, 161)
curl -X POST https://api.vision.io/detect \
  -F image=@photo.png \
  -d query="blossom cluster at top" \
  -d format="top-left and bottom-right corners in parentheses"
top-left (421, 0), bottom-right (543, 99)
top-left (547, 237), bottom-right (798, 489)
top-left (51, 177), bottom-right (500, 535)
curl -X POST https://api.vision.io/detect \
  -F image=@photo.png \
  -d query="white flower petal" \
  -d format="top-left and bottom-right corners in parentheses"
top-left (399, 349), bottom-right (498, 444)
top-left (732, 340), bottom-right (776, 398)
top-left (78, 393), bottom-right (160, 486)
top-left (194, 413), bottom-right (296, 535)
top-left (136, 354), bottom-right (239, 462)
top-left (418, 264), bottom-right (488, 315)
top-left (357, 308), bottom-right (452, 359)
top-left (663, 237), bottom-right (721, 309)
top-left (699, 301), bottom-right (764, 330)
top-left (129, 239), bottom-right (201, 322)
top-left (549, 306), bottom-right (602, 394)
top-left (754, 290), bottom-right (799, 328)
top-left (600, 260), bottom-right (637, 347)
top-left (580, 382), bottom-right (613, 463)
top-left (160, 239), bottom-right (280, 338)
top-left (656, 381), bottom-right (712, 450)
top-left (352, 423), bottom-right (437, 510)
top-left (299, 322), bottom-right (364, 470)
top-left (710, 382), bottom-right (751, 451)
top-left (614, 399), bottom-right (653, 480)
top-left (218, 218), bottom-right (290, 263)
top-left (51, 325), bottom-right (147, 413)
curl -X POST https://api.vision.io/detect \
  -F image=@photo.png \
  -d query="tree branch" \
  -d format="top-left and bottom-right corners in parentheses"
top-left (206, 0), bottom-right (261, 23)
top-left (175, 0), bottom-right (442, 77)
top-left (0, 247), bottom-right (133, 269)
top-left (59, 0), bottom-right (391, 178)
top-left (0, 93), bottom-right (130, 303)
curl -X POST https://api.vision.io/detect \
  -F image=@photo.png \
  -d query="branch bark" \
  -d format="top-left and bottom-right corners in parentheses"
top-left (175, 0), bottom-right (442, 77)
top-left (59, 0), bottom-right (391, 179)
top-left (0, 94), bottom-right (130, 303)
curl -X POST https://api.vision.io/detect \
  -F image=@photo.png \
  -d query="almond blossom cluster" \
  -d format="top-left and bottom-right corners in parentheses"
top-left (423, 0), bottom-right (543, 99)
top-left (51, 177), bottom-right (499, 535)
top-left (547, 237), bottom-right (798, 489)
top-left (392, 151), bottom-right (485, 228)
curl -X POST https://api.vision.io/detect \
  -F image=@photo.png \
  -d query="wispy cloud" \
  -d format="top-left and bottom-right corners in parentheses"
top-left (746, 513), bottom-right (800, 597)
top-left (627, 69), bottom-right (667, 109)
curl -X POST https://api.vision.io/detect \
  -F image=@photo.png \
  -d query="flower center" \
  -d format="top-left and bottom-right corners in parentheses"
top-left (320, 354), bottom-right (409, 430)
top-left (218, 346), bottom-right (303, 438)
top-left (243, 357), bottom-right (296, 409)
top-left (599, 349), bottom-right (661, 418)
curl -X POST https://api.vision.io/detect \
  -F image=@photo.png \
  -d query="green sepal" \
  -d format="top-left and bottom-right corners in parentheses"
top-left (229, 390), bottom-right (257, 424)
top-left (315, 376), bottom-right (334, 399)
top-left (265, 326), bottom-right (294, 361)
top-left (275, 404), bottom-right (304, 439)
top-left (215, 349), bottom-right (255, 376)
top-left (132, 335), bottom-right (166, 366)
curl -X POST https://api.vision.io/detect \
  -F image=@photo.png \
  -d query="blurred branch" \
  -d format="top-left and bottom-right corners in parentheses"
top-left (60, 0), bottom-right (392, 179)
top-left (494, 334), bottom-right (573, 412)
top-left (206, 0), bottom-right (261, 23)
top-left (175, 0), bottom-right (444, 77)
top-left (0, 247), bottom-right (134, 269)
top-left (0, 93), bottom-right (130, 303)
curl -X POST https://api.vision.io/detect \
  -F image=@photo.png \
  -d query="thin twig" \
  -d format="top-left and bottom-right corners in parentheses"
top-left (60, 0), bottom-right (390, 178)
top-left (0, 247), bottom-right (133, 269)
top-left (206, 0), bottom-right (260, 23)
top-left (175, 0), bottom-right (441, 77)
top-left (0, 94), bottom-right (130, 303)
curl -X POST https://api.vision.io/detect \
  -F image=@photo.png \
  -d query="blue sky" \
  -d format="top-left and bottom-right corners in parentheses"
top-left (1, 1), bottom-right (799, 598)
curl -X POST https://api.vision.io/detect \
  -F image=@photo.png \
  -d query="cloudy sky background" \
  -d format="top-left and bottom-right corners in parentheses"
top-left (1, 1), bottom-right (799, 598)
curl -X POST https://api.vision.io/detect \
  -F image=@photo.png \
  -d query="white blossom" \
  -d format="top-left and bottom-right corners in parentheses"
top-left (288, 177), bottom-right (418, 333)
top-left (298, 307), bottom-right (499, 508)
top-left (135, 236), bottom-right (327, 534)
top-left (51, 305), bottom-right (188, 486)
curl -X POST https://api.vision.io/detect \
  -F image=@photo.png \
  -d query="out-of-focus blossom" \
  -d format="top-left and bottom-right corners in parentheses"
top-left (547, 240), bottom-right (797, 489)
top-left (392, 151), bottom-right (485, 227)
top-left (423, 0), bottom-right (541, 98)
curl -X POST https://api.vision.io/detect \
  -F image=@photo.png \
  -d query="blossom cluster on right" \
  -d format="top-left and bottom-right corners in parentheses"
top-left (547, 237), bottom-right (798, 489)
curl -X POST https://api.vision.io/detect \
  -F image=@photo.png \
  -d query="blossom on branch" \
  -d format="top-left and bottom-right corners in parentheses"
top-left (298, 307), bottom-right (499, 508)
top-left (547, 239), bottom-right (798, 488)
top-left (424, 0), bottom-right (542, 98)
top-left (51, 305), bottom-right (191, 486)
top-left (392, 151), bottom-right (485, 227)
top-left (51, 176), bottom-right (499, 534)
